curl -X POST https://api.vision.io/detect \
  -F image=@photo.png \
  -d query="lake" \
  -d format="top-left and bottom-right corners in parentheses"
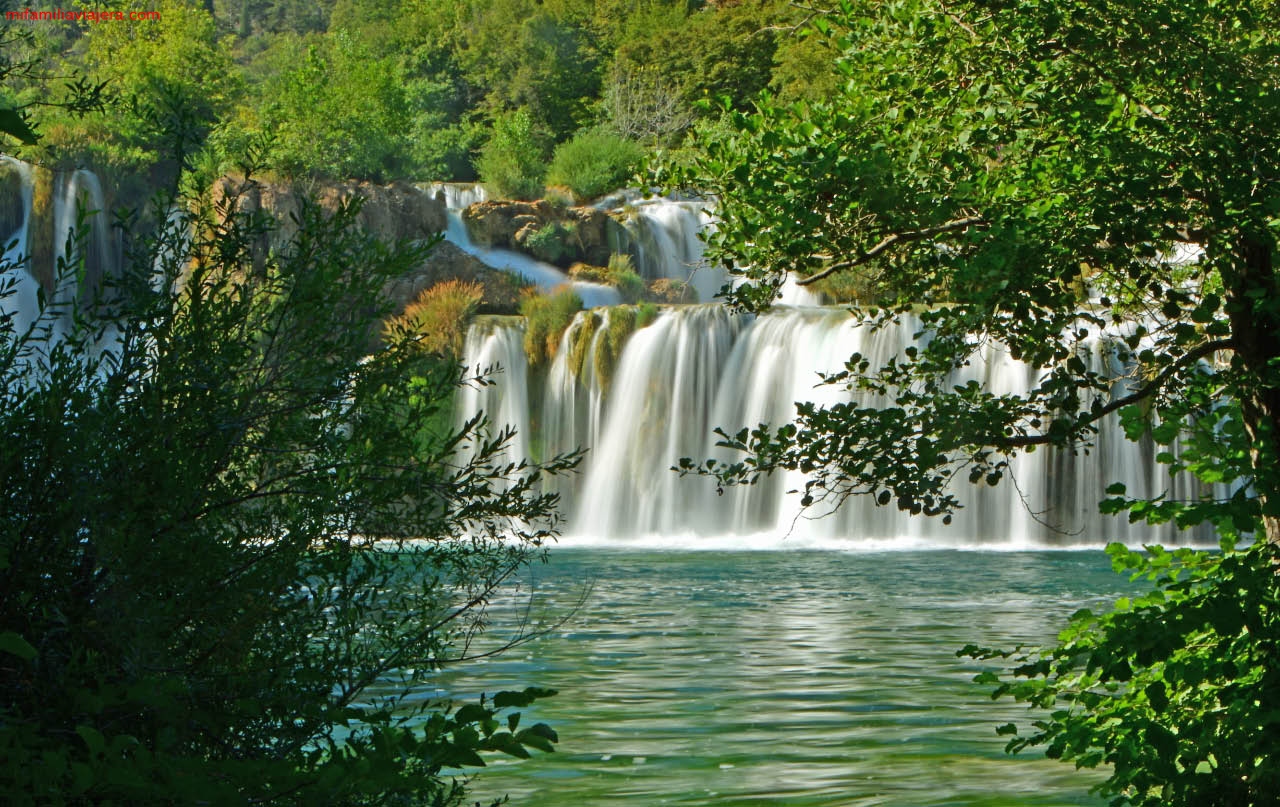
top-left (420, 548), bottom-right (1133, 806)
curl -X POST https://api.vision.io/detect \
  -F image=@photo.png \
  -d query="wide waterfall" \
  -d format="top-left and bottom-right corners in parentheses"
top-left (459, 306), bottom-right (1220, 548)
top-left (2, 164), bottom-right (1221, 547)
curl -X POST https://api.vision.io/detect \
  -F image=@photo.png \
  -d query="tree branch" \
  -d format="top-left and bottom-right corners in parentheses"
top-left (797, 216), bottom-right (986, 286)
top-left (998, 337), bottom-right (1235, 448)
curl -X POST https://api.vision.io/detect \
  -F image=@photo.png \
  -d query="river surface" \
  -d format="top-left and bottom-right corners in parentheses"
top-left (424, 549), bottom-right (1134, 806)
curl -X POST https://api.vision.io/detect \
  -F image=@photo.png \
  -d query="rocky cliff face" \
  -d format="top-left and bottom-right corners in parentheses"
top-left (213, 176), bottom-right (447, 254)
top-left (381, 240), bottom-right (529, 316)
top-left (460, 199), bottom-right (630, 269)
top-left (211, 176), bottom-right (528, 318)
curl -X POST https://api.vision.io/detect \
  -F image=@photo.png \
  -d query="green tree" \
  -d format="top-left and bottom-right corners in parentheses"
top-left (477, 107), bottom-right (550, 200)
top-left (249, 32), bottom-right (411, 180)
top-left (0, 14), bottom-right (104, 149)
top-left (0, 174), bottom-right (572, 802)
top-left (668, 1), bottom-right (1280, 803)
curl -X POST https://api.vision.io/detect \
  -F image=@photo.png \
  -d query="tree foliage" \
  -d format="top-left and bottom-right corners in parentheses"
top-left (964, 540), bottom-right (1280, 807)
top-left (476, 107), bottom-right (550, 200)
top-left (669, 0), bottom-right (1278, 535)
top-left (0, 175), bottom-right (572, 803)
top-left (667, 0), bottom-right (1280, 802)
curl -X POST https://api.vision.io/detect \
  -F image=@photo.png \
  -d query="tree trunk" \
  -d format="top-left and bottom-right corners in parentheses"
top-left (1225, 234), bottom-right (1280, 543)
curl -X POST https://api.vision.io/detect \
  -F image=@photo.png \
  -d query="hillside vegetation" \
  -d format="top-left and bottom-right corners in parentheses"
top-left (3, 0), bottom-right (837, 198)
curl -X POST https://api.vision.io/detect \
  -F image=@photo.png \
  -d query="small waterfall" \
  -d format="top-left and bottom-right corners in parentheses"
top-left (455, 318), bottom-right (532, 474)
top-left (438, 206), bottom-right (621, 308)
top-left (457, 306), bottom-right (1226, 548)
top-left (423, 181), bottom-right (488, 211)
top-left (52, 169), bottom-right (117, 311)
top-left (1, 156), bottom-right (39, 337)
top-left (609, 195), bottom-right (824, 306)
top-left (1, 160), bottom-right (122, 355)
top-left (612, 196), bottom-right (724, 302)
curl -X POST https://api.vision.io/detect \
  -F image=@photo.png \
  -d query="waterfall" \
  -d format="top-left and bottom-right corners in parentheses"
top-left (614, 197), bottom-right (722, 299)
top-left (423, 181), bottom-right (488, 211)
top-left (455, 318), bottom-right (532, 475)
top-left (1, 160), bottom-right (122, 357)
top-left (432, 190), bottom-right (622, 308)
top-left (1, 156), bottom-right (38, 338)
top-left (608, 194), bottom-right (825, 307)
top-left (458, 306), bottom-right (1225, 548)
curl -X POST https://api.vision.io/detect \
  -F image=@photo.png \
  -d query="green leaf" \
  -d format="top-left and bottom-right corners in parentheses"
top-left (0, 631), bottom-right (37, 661)
top-left (76, 725), bottom-right (106, 756)
top-left (0, 108), bottom-right (38, 145)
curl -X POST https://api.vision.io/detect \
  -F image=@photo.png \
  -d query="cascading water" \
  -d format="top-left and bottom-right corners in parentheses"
top-left (424, 181), bottom-right (488, 211)
top-left (1, 159), bottom-right (121, 355)
top-left (616, 196), bottom-right (723, 301)
top-left (610, 193), bottom-right (824, 307)
top-left (0, 156), bottom-right (39, 337)
top-left (458, 304), bottom-right (1226, 549)
top-left (432, 189), bottom-right (621, 308)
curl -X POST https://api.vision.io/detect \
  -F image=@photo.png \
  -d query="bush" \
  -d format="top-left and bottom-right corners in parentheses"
top-left (546, 128), bottom-right (645, 202)
top-left (607, 252), bottom-right (645, 303)
top-left (477, 108), bottom-right (549, 200)
top-left (523, 222), bottom-right (570, 264)
top-left (636, 300), bottom-right (660, 328)
top-left (966, 538), bottom-right (1280, 807)
top-left (519, 287), bottom-right (583, 366)
top-left (0, 185), bottom-right (571, 803)
top-left (385, 279), bottom-right (485, 357)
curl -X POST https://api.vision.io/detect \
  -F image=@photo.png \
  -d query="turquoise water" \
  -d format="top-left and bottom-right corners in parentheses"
top-left (429, 549), bottom-right (1133, 806)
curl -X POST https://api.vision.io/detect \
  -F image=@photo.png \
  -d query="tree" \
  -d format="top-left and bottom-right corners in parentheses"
top-left (249, 33), bottom-right (410, 180)
top-left (477, 107), bottom-right (550, 200)
top-left (0, 6), bottom-right (105, 149)
top-left (667, 0), bottom-right (1280, 803)
top-left (0, 169), bottom-right (573, 802)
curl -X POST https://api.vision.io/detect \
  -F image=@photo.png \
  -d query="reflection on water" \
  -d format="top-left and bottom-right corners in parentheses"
top-left (425, 550), bottom-right (1132, 806)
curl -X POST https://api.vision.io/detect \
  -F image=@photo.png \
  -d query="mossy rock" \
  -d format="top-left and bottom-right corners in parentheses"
top-left (30, 167), bottom-right (57, 291)
top-left (568, 262), bottom-right (610, 283)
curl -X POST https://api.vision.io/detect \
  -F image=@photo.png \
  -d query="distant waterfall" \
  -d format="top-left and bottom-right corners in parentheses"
top-left (458, 306), bottom-right (1224, 548)
top-left (1, 158), bottom-right (121, 352)
top-left (430, 186), bottom-right (622, 308)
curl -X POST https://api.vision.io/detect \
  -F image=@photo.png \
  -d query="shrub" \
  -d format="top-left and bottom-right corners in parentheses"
top-left (636, 300), bottom-right (660, 328)
top-left (523, 222), bottom-right (569, 264)
top-left (546, 128), bottom-right (644, 202)
top-left (0, 186), bottom-right (570, 803)
top-left (607, 252), bottom-right (645, 303)
top-left (477, 108), bottom-right (549, 200)
top-left (385, 279), bottom-right (485, 357)
top-left (519, 286), bottom-right (583, 365)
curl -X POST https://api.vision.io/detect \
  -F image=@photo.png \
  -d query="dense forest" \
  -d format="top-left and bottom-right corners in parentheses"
top-left (3, 0), bottom-right (839, 199)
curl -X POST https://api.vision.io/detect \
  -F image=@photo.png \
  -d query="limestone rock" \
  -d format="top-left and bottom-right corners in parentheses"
top-left (212, 175), bottom-right (446, 263)
top-left (382, 241), bottom-right (529, 317)
top-left (460, 199), bottom-right (629, 268)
